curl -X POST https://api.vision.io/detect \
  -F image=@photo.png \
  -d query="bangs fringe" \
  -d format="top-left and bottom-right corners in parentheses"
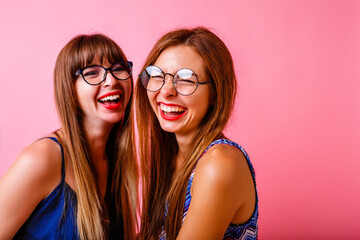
top-left (74, 34), bottom-right (128, 73)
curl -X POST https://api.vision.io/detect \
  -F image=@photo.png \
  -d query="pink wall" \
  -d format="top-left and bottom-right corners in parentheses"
top-left (1, 0), bottom-right (359, 239)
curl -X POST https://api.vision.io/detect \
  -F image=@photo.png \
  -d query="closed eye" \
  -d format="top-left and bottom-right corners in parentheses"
top-left (112, 66), bottom-right (126, 73)
top-left (150, 75), bottom-right (164, 80)
top-left (177, 79), bottom-right (196, 85)
top-left (83, 70), bottom-right (101, 78)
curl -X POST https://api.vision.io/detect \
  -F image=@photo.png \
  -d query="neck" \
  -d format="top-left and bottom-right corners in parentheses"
top-left (83, 122), bottom-right (115, 201)
top-left (84, 125), bottom-right (113, 164)
top-left (174, 131), bottom-right (196, 174)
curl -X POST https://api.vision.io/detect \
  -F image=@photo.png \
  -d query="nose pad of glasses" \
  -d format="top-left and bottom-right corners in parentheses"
top-left (160, 79), bottom-right (176, 95)
top-left (103, 70), bottom-right (118, 86)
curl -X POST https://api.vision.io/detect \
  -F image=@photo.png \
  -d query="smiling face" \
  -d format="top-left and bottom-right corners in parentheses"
top-left (75, 59), bottom-right (132, 130)
top-left (147, 45), bottom-right (212, 140)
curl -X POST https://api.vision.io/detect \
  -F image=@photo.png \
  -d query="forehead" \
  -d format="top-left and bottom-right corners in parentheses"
top-left (154, 45), bottom-right (206, 76)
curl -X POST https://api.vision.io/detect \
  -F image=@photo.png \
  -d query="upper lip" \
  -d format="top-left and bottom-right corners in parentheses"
top-left (98, 90), bottom-right (123, 101)
top-left (158, 102), bottom-right (187, 113)
top-left (158, 101), bottom-right (186, 108)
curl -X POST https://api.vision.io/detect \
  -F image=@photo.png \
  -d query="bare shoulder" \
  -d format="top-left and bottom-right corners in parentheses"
top-left (177, 142), bottom-right (255, 239)
top-left (0, 136), bottom-right (63, 238)
top-left (195, 142), bottom-right (250, 184)
top-left (20, 137), bottom-right (61, 169)
top-left (192, 141), bottom-right (255, 208)
top-left (1, 136), bottom-right (63, 197)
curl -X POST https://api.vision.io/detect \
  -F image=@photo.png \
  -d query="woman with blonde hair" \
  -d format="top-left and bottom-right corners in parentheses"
top-left (136, 27), bottom-right (258, 239)
top-left (0, 34), bottom-right (138, 239)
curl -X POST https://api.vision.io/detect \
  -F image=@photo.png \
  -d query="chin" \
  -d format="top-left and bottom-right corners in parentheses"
top-left (158, 122), bottom-right (179, 134)
top-left (103, 115), bottom-right (124, 125)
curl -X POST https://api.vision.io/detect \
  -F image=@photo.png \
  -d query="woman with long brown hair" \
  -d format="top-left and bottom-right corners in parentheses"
top-left (136, 27), bottom-right (258, 240)
top-left (0, 34), bottom-right (138, 239)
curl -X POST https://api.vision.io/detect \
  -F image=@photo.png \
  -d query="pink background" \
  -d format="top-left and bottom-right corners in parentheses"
top-left (1, 0), bottom-right (359, 239)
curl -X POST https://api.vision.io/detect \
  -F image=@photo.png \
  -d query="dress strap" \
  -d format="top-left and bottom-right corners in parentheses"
top-left (39, 137), bottom-right (65, 182)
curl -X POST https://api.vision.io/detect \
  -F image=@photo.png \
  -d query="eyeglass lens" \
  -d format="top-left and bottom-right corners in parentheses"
top-left (141, 66), bottom-right (198, 95)
top-left (82, 62), bottom-right (131, 85)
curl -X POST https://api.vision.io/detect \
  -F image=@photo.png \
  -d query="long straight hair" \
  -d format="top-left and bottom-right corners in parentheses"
top-left (54, 34), bottom-right (138, 240)
top-left (135, 27), bottom-right (237, 240)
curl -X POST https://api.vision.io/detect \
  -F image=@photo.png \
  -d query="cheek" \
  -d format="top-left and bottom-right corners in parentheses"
top-left (190, 91), bottom-right (211, 119)
top-left (147, 92), bottom-right (157, 110)
top-left (75, 79), bottom-right (98, 110)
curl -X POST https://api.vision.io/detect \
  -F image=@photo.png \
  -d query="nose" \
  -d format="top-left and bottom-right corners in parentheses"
top-left (103, 70), bottom-right (118, 87)
top-left (160, 76), bottom-right (177, 97)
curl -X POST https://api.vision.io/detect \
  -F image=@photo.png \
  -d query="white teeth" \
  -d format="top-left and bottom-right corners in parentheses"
top-left (160, 104), bottom-right (185, 112)
top-left (99, 94), bottom-right (120, 102)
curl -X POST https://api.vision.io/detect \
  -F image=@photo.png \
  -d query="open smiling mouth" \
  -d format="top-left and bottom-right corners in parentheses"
top-left (98, 94), bottom-right (120, 104)
top-left (98, 94), bottom-right (121, 110)
top-left (159, 103), bottom-right (187, 120)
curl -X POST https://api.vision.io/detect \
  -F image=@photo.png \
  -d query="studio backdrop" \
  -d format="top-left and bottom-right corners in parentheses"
top-left (0, 0), bottom-right (359, 239)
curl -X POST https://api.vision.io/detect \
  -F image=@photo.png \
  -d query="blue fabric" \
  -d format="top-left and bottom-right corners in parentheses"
top-left (13, 137), bottom-right (78, 240)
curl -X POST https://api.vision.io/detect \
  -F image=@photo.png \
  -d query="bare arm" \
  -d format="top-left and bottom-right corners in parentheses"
top-left (177, 144), bottom-right (256, 240)
top-left (0, 138), bottom-right (62, 239)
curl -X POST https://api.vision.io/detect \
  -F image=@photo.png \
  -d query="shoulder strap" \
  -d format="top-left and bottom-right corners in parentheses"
top-left (40, 137), bottom-right (65, 181)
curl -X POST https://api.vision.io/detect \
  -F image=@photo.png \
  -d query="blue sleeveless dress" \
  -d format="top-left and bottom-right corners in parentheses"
top-left (160, 139), bottom-right (259, 240)
top-left (13, 137), bottom-right (79, 239)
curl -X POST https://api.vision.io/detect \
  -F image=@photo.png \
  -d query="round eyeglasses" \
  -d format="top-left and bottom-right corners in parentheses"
top-left (75, 61), bottom-right (133, 85)
top-left (139, 65), bottom-right (212, 96)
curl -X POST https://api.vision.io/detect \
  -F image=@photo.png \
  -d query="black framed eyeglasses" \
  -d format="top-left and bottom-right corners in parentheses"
top-left (75, 61), bottom-right (133, 85)
top-left (139, 65), bottom-right (212, 96)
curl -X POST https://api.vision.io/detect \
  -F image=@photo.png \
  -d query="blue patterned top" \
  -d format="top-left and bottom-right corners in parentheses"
top-left (13, 137), bottom-right (78, 240)
top-left (160, 139), bottom-right (258, 240)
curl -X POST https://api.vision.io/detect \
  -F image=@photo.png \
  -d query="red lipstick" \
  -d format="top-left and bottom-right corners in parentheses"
top-left (98, 91), bottom-right (123, 110)
top-left (98, 91), bottom-right (123, 100)
top-left (158, 102), bottom-right (187, 121)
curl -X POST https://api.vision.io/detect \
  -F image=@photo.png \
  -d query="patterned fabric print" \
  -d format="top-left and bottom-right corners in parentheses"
top-left (159, 204), bottom-right (167, 240)
top-left (159, 228), bottom-right (166, 240)
top-left (182, 139), bottom-right (258, 240)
